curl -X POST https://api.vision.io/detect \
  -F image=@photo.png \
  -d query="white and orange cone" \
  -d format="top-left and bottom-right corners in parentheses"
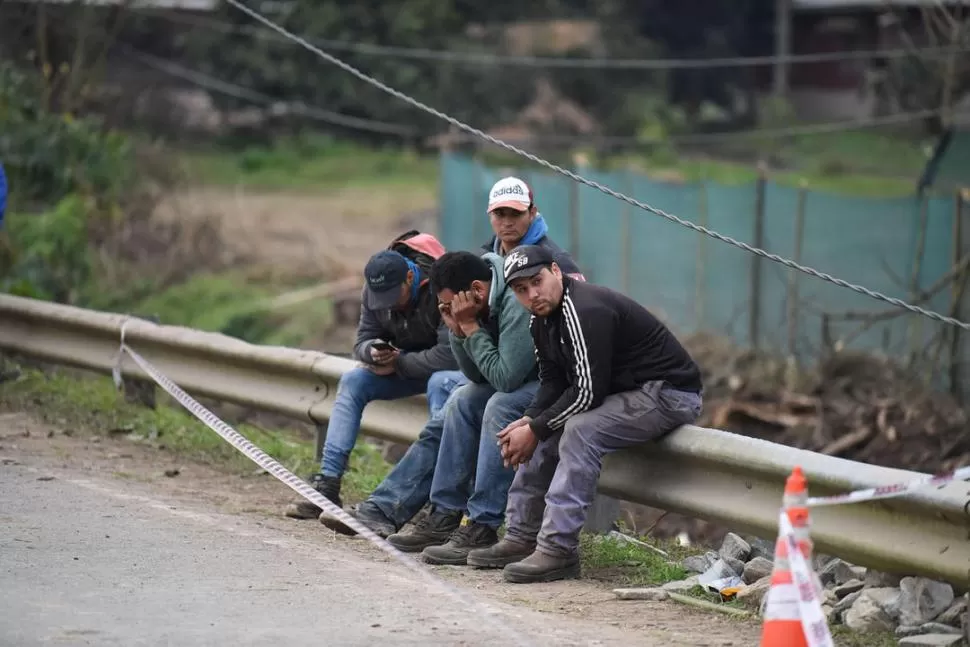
top-left (759, 466), bottom-right (827, 647)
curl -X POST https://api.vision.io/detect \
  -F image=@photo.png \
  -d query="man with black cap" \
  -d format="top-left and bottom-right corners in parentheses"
top-left (285, 247), bottom-right (457, 520)
top-left (466, 244), bottom-right (704, 583)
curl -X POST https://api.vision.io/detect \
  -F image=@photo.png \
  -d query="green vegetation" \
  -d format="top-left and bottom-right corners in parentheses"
top-left (579, 531), bottom-right (691, 587)
top-left (179, 136), bottom-right (438, 192)
top-left (586, 129), bottom-right (932, 198)
top-left (0, 365), bottom-right (390, 501)
top-left (831, 626), bottom-right (899, 647)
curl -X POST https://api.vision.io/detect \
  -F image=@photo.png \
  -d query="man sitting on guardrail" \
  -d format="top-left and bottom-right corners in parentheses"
top-left (424, 175), bottom-right (585, 421)
top-left (319, 250), bottom-right (538, 545)
top-left (285, 243), bottom-right (458, 520)
top-left (468, 244), bottom-right (703, 583)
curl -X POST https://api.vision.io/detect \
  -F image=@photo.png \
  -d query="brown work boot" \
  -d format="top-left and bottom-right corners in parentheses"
top-left (503, 549), bottom-right (581, 583)
top-left (386, 507), bottom-right (462, 553)
top-left (421, 517), bottom-right (498, 566)
top-left (466, 537), bottom-right (535, 569)
top-left (284, 474), bottom-right (342, 519)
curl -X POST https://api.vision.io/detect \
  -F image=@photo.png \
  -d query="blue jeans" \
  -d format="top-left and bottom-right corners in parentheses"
top-left (320, 367), bottom-right (428, 478)
top-left (430, 381), bottom-right (539, 528)
top-left (425, 370), bottom-right (469, 419)
top-left (367, 394), bottom-right (452, 528)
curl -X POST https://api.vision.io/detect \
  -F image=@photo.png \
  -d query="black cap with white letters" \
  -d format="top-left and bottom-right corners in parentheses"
top-left (502, 244), bottom-right (556, 284)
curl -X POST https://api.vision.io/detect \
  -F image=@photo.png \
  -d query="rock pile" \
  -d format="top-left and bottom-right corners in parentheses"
top-left (666, 532), bottom-right (968, 645)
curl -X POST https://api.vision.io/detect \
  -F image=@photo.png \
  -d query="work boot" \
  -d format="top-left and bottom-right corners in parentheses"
top-left (421, 517), bottom-right (499, 566)
top-left (503, 549), bottom-right (581, 584)
top-left (318, 501), bottom-right (397, 538)
top-left (386, 507), bottom-right (462, 553)
top-left (284, 474), bottom-right (342, 519)
top-left (466, 537), bottom-right (535, 569)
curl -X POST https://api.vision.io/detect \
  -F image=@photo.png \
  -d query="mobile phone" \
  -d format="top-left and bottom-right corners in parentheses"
top-left (371, 340), bottom-right (398, 352)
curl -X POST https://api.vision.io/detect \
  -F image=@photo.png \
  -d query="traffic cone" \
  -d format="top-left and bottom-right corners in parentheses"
top-left (759, 466), bottom-right (823, 647)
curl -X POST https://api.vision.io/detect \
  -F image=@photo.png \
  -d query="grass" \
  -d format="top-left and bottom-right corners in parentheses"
top-left (0, 364), bottom-right (391, 500)
top-left (831, 626), bottom-right (899, 647)
top-left (175, 128), bottom-right (932, 200)
top-left (178, 136), bottom-right (438, 193)
top-left (92, 270), bottom-right (337, 350)
top-left (591, 130), bottom-right (931, 197)
top-left (579, 530), bottom-right (692, 587)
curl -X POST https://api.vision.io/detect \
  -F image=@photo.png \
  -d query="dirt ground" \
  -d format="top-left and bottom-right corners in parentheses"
top-left (0, 410), bottom-right (760, 646)
top-left (153, 186), bottom-right (439, 279)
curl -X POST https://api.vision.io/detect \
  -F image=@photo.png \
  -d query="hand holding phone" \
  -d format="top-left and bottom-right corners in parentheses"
top-left (370, 340), bottom-right (399, 365)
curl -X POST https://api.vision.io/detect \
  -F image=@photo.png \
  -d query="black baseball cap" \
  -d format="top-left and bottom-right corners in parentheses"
top-left (503, 244), bottom-right (555, 284)
top-left (363, 250), bottom-right (410, 310)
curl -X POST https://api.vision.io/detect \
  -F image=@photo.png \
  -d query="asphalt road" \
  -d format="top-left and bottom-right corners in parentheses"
top-left (0, 459), bottom-right (673, 647)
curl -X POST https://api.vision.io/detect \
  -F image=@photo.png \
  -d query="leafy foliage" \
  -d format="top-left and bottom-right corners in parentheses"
top-left (1, 194), bottom-right (93, 301)
top-left (0, 61), bottom-right (133, 209)
top-left (0, 61), bottom-right (137, 303)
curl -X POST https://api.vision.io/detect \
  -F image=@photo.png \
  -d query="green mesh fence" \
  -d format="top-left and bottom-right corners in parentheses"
top-left (438, 151), bottom-right (968, 395)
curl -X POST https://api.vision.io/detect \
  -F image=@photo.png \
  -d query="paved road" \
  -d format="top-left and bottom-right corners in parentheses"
top-left (0, 460), bottom-right (674, 647)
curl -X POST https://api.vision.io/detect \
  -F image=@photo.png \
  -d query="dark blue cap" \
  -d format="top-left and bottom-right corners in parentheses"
top-left (364, 250), bottom-right (410, 310)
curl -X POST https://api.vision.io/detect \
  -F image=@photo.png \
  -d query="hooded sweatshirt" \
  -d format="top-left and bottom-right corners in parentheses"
top-left (481, 214), bottom-right (584, 279)
top-left (449, 252), bottom-right (538, 393)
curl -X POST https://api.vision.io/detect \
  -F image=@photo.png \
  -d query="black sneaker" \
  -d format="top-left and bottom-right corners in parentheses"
top-left (421, 517), bottom-right (499, 565)
top-left (319, 501), bottom-right (397, 538)
top-left (284, 474), bottom-right (341, 519)
top-left (386, 508), bottom-right (462, 553)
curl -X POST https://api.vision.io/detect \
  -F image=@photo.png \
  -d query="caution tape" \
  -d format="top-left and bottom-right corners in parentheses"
top-left (774, 463), bottom-right (969, 644)
top-left (805, 464), bottom-right (970, 508)
top-left (778, 510), bottom-right (834, 647)
top-left (111, 337), bottom-right (535, 647)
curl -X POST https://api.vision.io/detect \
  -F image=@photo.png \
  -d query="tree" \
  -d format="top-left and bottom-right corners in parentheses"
top-left (876, 5), bottom-right (970, 133)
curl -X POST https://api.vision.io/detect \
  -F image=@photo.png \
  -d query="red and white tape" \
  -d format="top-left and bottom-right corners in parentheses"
top-left (112, 340), bottom-right (536, 647)
top-left (778, 510), bottom-right (834, 647)
top-left (806, 465), bottom-right (970, 508)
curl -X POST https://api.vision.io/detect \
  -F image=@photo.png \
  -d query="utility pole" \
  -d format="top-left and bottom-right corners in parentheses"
top-left (774, 0), bottom-right (792, 97)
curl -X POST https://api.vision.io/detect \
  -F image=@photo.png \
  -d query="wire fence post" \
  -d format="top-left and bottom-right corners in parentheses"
top-left (950, 188), bottom-right (969, 403)
top-left (786, 180), bottom-right (807, 363)
top-left (694, 180), bottom-right (708, 329)
top-left (569, 164), bottom-right (582, 274)
top-left (621, 169), bottom-right (633, 296)
top-left (749, 164), bottom-right (767, 348)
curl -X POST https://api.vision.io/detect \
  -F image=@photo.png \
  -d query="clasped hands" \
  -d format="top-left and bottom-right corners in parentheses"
top-left (497, 416), bottom-right (538, 469)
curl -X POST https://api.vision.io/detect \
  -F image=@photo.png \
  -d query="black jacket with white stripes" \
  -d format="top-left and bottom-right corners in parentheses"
top-left (524, 275), bottom-right (702, 441)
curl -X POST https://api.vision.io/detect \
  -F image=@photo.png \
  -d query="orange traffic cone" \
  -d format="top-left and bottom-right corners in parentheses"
top-left (759, 466), bottom-right (822, 647)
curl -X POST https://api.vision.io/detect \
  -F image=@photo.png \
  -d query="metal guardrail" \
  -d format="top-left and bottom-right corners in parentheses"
top-left (1, 293), bottom-right (968, 589)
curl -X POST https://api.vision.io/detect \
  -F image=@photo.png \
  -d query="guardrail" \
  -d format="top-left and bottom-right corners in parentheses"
top-left (1, 293), bottom-right (968, 589)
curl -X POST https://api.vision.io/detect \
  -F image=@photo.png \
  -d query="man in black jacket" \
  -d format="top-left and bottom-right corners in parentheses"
top-left (466, 244), bottom-right (703, 583)
top-left (285, 248), bottom-right (457, 519)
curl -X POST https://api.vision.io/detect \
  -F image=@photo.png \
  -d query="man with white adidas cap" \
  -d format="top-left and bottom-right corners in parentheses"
top-left (481, 176), bottom-right (583, 280)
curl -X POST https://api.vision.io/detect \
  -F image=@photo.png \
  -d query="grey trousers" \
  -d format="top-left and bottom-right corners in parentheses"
top-left (504, 380), bottom-right (702, 557)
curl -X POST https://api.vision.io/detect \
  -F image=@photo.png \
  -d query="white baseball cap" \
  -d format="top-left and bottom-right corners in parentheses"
top-left (486, 176), bottom-right (533, 214)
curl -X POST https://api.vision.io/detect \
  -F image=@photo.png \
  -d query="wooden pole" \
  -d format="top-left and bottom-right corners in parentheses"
top-left (949, 189), bottom-right (968, 402)
top-left (907, 195), bottom-right (929, 367)
top-left (787, 180), bottom-right (807, 359)
top-left (750, 164), bottom-right (767, 348)
top-left (621, 170), bottom-right (632, 296)
top-left (695, 180), bottom-right (709, 328)
top-left (773, 0), bottom-right (791, 98)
